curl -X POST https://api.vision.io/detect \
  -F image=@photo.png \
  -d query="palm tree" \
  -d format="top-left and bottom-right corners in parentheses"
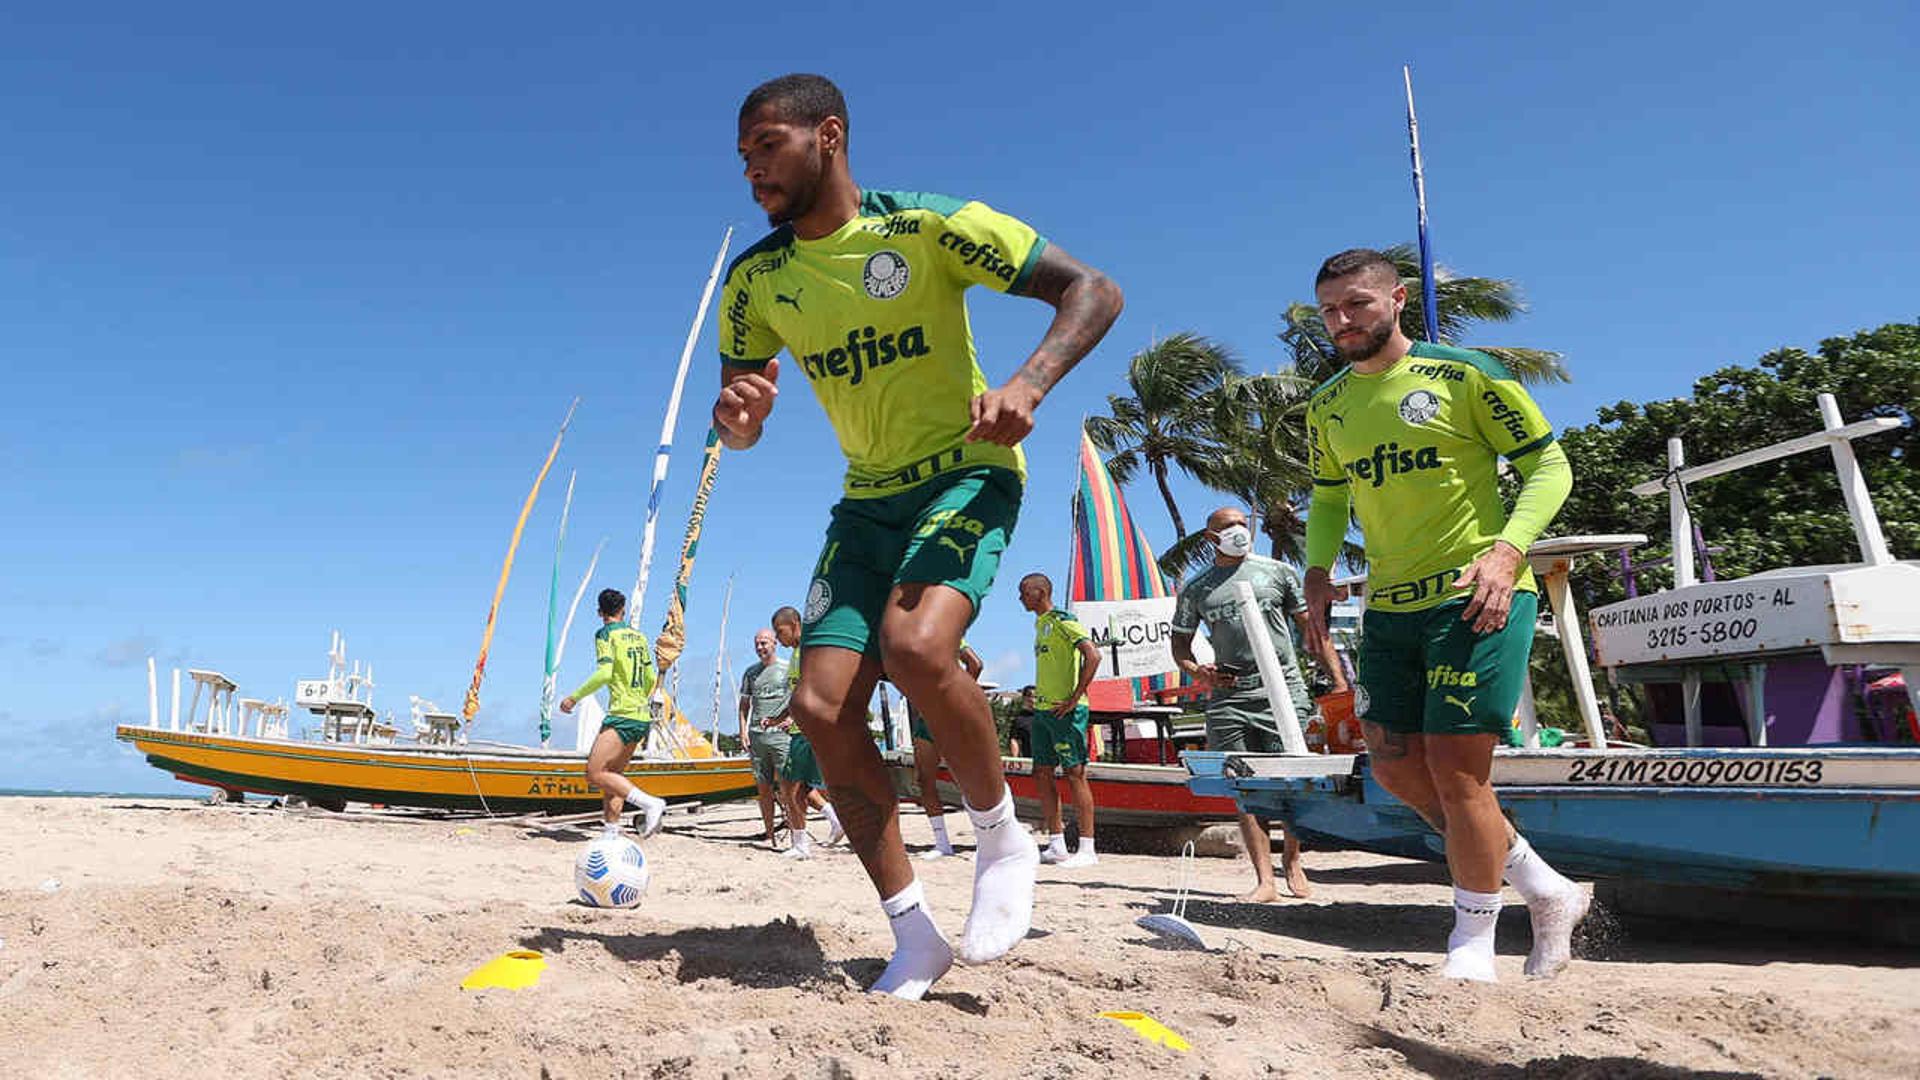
top-left (1085, 333), bottom-right (1241, 541)
top-left (1280, 243), bottom-right (1568, 385)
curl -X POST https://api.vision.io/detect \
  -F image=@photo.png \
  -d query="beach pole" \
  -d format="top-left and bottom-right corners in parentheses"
top-left (1233, 581), bottom-right (1309, 755)
top-left (170, 668), bottom-right (182, 731)
top-left (630, 227), bottom-right (734, 621)
top-left (148, 657), bottom-right (159, 728)
top-left (1403, 65), bottom-right (1441, 343)
top-left (538, 470), bottom-right (578, 747)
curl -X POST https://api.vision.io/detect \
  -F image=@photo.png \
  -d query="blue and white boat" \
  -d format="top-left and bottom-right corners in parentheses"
top-left (1188, 393), bottom-right (1920, 905)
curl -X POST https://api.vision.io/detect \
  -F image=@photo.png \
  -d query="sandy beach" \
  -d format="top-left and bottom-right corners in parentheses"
top-left (1, 795), bottom-right (1915, 1079)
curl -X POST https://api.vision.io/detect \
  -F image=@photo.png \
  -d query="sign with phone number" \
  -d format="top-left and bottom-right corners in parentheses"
top-left (1589, 575), bottom-right (1831, 666)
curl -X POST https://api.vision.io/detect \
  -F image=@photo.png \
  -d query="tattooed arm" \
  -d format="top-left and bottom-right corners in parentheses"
top-left (966, 244), bottom-right (1123, 445)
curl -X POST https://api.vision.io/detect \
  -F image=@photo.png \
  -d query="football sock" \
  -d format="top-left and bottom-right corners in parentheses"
top-left (869, 879), bottom-right (953, 1001)
top-left (1441, 887), bottom-right (1502, 982)
top-left (957, 787), bottom-right (1038, 965)
top-left (1507, 837), bottom-right (1585, 977)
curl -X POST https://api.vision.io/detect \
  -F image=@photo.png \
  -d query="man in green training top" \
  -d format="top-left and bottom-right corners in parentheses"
top-left (907, 640), bottom-right (984, 860)
top-left (1171, 505), bottom-right (1321, 903)
top-left (771, 605), bottom-right (844, 861)
top-left (1019, 573), bottom-right (1102, 867)
top-left (710, 73), bottom-right (1122, 1000)
top-left (1300, 248), bottom-right (1586, 982)
top-left (560, 588), bottom-right (669, 838)
top-left (739, 627), bottom-right (794, 847)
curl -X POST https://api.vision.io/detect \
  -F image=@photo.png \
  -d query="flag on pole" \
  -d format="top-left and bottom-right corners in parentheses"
top-left (654, 427), bottom-right (723, 671)
top-left (537, 470), bottom-right (577, 746)
top-left (1404, 65), bottom-right (1441, 344)
top-left (1067, 430), bottom-right (1182, 707)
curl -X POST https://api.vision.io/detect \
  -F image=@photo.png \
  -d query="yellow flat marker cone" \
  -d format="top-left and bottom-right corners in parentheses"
top-left (461, 950), bottom-right (546, 991)
top-left (454, 828), bottom-right (475, 836)
top-left (1098, 1011), bottom-right (1191, 1052)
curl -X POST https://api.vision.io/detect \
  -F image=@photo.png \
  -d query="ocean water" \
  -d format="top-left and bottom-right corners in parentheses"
top-left (0, 788), bottom-right (202, 800)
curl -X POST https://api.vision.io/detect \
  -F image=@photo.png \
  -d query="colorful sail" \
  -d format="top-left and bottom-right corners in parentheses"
top-left (654, 427), bottom-right (723, 671)
top-left (462, 397), bottom-right (579, 727)
top-left (537, 470), bottom-right (578, 746)
top-left (1068, 429), bottom-right (1178, 707)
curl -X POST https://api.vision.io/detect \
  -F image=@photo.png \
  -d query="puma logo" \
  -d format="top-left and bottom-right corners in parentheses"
top-left (774, 288), bottom-right (803, 312)
top-left (936, 535), bottom-right (978, 561)
top-left (1326, 412), bottom-right (1345, 426)
top-left (1444, 694), bottom-right (1477, 716)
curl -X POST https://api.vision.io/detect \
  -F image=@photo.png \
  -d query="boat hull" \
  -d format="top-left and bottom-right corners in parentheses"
top-left (884, 750), bottom-right (1238, 830)
top-left (117, 725), bottom-right (757, 813)
top-left (1188, 747), bottom-right (1920, 898)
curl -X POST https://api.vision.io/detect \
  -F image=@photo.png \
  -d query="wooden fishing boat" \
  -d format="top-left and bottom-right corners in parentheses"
top-left (885, 748), bottom-right (1238, 832)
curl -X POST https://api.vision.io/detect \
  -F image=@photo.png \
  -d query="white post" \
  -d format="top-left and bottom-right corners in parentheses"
top-left (1817, 393), bottom-right (1894, 566)
top-left (1746, 664), bottom-right (1768, 747)
top-left (1666, 437), bottom-right (1703, 746)
top-left (147, 657), bottom-right (159, 728)
top-left (170, 668), bottom-right (182, 731)
top-left (1515, 677), bottom-right (1541, 748)
top-left (1541, 565), bottom-right (1608, 749)
top-left (186, 680), bottom-right (204, 733)
top-left (1232, 580), bottom-right (1309, 756)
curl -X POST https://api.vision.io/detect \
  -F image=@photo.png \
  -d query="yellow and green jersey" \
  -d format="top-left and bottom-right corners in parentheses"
top-left (717, 190), bottom-right (1047, 498)
top-left (570, 621), bottom-right (657, 721)
top-left (1305, 342), bottom-right (1557, 613)
top-left (1033, 609), bottom-right (1092, 710)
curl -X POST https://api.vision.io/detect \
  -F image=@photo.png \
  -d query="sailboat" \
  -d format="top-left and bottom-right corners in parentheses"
top-left (117, 232), bottom-right (758, 813)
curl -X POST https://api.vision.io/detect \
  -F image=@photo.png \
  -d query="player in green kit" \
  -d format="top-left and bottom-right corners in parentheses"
top-left (560, 589), bottom-right (669, 838)
top-left (1300, 249), bottom-right (1586, 981)
top-left (771, 605), bottom-right (844, 860)
top-left (711, 74), bottom-right (1123, 1000)
top-left (1018, 573), bottom-right (1102, 868)
top-left (739, 627), bottom-right (794, 846)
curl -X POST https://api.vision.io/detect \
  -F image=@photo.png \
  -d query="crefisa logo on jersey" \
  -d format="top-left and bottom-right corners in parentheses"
top-left (1398, 389), bottom-right (1441, 425)
top-left (803, 578), bottom-right (833, 624)
top-left (863, 250), bottom-right (911, 299)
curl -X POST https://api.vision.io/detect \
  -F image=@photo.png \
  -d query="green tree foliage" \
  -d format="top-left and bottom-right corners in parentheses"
top-left (1279, 243), bottom-right (1568, 386)
top-left (1085, 333), bottom-right (1242, 541)
top-left (1552, 323), bottom-right (1917, 609)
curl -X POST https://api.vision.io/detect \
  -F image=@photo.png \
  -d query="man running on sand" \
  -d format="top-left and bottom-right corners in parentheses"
top-left (1301, 248), bottom-right (1586, 981)
top-left (740, 627), bottom-right (795, 846)
top-left (771, 605), bottom-right (844, 861)
top-left (1017, 573), bottom-right (1101, 868)
top-left (908, 641), bottom-right (983, 860)
top-left (712, 73), bottom-right (1122, 999)
top-left (560, 588), bottom-right (669, 838)
top-left (1171, 505), bottom-right (1320, 902)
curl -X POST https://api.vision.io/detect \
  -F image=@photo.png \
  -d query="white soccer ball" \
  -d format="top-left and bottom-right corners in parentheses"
top-left (574, 833), bottom-right (650, 908)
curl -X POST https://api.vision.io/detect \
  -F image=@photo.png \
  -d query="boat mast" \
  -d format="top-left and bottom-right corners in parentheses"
top-left (708, 574), bottom-right (735, 741)
top-left (538, 470), bottom-right (578, 747)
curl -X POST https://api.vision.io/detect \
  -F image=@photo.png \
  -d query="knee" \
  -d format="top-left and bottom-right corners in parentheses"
top-left (790, 683), bottom-right (847, 735)
top-left (879, 627), bottom-right (953, 693)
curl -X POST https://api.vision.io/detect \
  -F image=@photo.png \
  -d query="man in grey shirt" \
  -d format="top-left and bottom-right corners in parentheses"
top-left (739, 627), bottom-right (794, 846)
top-left (1172, 506), bottom-right (1337, 902)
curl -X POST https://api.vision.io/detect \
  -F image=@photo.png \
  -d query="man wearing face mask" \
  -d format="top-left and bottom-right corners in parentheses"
top-left (1171, 507), bottom-right (1322, 901)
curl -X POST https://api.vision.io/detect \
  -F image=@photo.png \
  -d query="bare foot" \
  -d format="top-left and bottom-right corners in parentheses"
top-left (1284, 862), bottom-right (1314, 899)
top-left (1238, 882), bottom-right (1282, 903)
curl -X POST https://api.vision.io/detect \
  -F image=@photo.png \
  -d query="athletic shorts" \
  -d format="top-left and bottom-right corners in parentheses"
top-left (1031, 703), bottom-right (1089, 769)
top-left (908, 703), bottom-right (933, 744)
top-left (600, 716), bottom-right (651, 746)
top-left (1205, 686), bottom-right (1314, 754)
top-left (748, 727), bottom-right (791, 785)
top-left (800, 466), bottom-right (1022, 655)
top-left (781, 731), bottom-right (825, 788)
top-left (1355, 592), bottom-right (1537, 737)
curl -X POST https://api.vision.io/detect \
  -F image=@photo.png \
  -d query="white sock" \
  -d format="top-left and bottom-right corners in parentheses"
top-left (1058, 836), bottom-right (1098, 868)
top-left (957, 786), bottom-right (1038, 965)
top-left (1507, 837), bottom-right (1586, 977)
top-left (1037, 832), bottom-right (1067, 863)
top-left (1077, 837), bottom-right (1095, 855)
top-left (626, 790), bottom-right (666, 838)
top-left (869, 879), bottom-right (953, 1001)
top-left (929, 815), bottom-right (953, 854)
top-left (823, 803), bottom-right (845, 845)
top-left (1441, 887), bottom-right (1502, 982)
top-left (783, 828), bottom-right (814, 860)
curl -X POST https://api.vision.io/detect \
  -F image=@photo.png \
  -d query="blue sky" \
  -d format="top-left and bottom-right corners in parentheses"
top-left (3, 2), bottom-right (1914, 792)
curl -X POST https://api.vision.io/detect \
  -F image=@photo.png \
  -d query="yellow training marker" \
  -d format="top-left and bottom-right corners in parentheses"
top-left (1098, 1011), bottom-right (1191, 1052)
top-left (461, 950), bottom-right (546, 991)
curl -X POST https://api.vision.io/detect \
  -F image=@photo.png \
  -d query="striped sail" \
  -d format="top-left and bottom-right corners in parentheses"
top-left (1068, 429), bottom-right (1175, 705)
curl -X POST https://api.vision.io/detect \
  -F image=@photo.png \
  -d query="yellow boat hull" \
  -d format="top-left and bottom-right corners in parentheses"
top-left (115, 725), bottom-right (756, 813)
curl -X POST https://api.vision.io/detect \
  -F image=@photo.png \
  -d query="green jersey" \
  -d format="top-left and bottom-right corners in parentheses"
top-left (1305, 342), bottom-right (1556, 613)
top-left (570, 621), bottom-right (657, 721)
top-left (739, 658), bottom-right (793, 728)
top-left (1032, 609), bottom-right (1092, 710)
top-left (1172, 555), bottom-right (1307, 673)
top-left (717, 190), bottom-right (1047, 498)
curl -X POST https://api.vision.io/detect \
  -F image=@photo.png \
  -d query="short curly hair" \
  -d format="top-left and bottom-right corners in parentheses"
top-left (739, 74), bottom-right (847, 139)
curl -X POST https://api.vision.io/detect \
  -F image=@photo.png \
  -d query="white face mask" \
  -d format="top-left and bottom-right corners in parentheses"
top-left (1213, 523), bottom-right (1253, 557)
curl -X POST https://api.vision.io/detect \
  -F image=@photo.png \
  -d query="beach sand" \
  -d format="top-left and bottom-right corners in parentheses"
top-left (2, 795), bottom-right (1915, 1079)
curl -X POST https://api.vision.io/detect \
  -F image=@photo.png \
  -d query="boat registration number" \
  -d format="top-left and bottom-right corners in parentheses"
top-left (1563, 757), bottom-right (1825, 787)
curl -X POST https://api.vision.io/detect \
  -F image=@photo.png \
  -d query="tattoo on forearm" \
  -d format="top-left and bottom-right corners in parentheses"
top-left (1013, 250), bottom-right (1122, 395)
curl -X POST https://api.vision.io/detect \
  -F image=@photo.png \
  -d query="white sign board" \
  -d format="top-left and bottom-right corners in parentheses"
top-left (1589, 575), bottom-right (1832, 667)
top-left (294, 679), bottom-right (333, 707)
top-left (1072, 597), bottom-right (1209, 680)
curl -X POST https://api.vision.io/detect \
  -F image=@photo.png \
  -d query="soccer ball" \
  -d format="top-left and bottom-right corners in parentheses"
top-left (574, 833), bottom-right (650, 908)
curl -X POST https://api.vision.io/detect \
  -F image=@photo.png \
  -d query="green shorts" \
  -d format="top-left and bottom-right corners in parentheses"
top-left (1355, 592), bottom-right (1537, 737)
top-left (801, 466), bottom-right (1022, 655)
top-left (908, 703), bottom-right (933, 744)
top-left (1031, 703), bottom-right (1089, 769)
top-left (600, 716), bottom-right (652, 746)
top-left (748, 727), bottom-right (791, 785)
top-left (1205, 686), bottom-right (1314, 754)
top-left (781, 731), bottom-right (825, 788)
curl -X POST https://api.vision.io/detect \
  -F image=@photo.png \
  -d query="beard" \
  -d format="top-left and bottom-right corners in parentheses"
top-left (764, 145), bottom-right (826, 226)
top-left (1332, 320), bottom-right (1395, 363)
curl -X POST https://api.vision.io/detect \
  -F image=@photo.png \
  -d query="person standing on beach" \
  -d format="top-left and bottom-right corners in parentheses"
top-left (739, 627), bottom-right (795, 847)
top-left (1301, 248), bottom-right (1585, 981)
top-left (770, 605), bottom-right (843, 860)
top-left (711, 73), bottom-right (1122, 999)
top-left (560, 589), bottom-right (669, 837)
top-left (1018, 573), bottom-right (1102, 868)
top-left (907, 640), bottom-right (984, 860)
top-left (1171, 506), bottom-right (1320, 901)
